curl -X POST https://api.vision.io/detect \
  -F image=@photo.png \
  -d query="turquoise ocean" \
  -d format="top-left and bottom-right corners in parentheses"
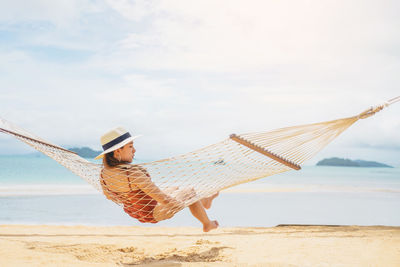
top-left (0, 155), bottom-right (399, 227)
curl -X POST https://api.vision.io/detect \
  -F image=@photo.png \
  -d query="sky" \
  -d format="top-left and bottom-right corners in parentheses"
top-left (0, 0), bottom-right (399, 166)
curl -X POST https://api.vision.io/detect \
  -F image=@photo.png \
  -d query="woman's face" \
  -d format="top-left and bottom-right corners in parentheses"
top-left (115, 141), bottom-right (135, 162)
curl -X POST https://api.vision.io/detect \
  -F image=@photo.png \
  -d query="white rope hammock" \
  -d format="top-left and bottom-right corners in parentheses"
top-left (1, 96), bottom-right (398, 223)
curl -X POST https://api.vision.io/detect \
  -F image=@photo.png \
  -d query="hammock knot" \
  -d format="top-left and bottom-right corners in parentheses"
top-left (357, 103), bottom-right (387, 119)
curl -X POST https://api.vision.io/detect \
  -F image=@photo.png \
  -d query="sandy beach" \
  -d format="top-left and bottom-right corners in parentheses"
top-left (0, 225), bottom-right (399, 266)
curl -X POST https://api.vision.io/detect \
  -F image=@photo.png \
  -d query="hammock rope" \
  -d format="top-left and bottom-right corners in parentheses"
top-left (1, 97), bottom-right (398, 223)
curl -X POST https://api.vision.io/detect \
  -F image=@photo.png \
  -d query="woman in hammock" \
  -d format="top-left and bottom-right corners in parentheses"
top-left (95, 127), bottom-right (219, 232)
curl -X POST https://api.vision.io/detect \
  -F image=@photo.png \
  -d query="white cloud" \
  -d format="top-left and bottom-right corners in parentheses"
top-left (0, 0), bottom-right (87, 26)
top-left (105, 0), bottom-right (159, 21)
top-left (100, 0), bottom-right (400, 72)
top-left (0, 0), bottom-right (399, 165)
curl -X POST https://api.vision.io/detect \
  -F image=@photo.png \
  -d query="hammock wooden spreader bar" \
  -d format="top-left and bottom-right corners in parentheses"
top-left (230, 134), bottom-right (302, 170)
top-left (0, 127), bottom-right (77, 155)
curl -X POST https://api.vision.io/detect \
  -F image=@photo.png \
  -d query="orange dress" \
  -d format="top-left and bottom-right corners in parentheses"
top-left (100, 169), bottom-right (158, 224)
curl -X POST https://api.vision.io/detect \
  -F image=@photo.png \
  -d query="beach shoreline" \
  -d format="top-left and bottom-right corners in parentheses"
top-left (1, 224), bottom-right (399, 266)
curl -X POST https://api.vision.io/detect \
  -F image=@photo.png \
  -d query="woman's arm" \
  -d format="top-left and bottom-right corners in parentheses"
top-left (127, 166), bottom-right (179, 205)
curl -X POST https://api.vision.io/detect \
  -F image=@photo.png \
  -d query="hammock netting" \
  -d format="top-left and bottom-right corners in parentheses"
top-left (1, 96), bottom-right (398, 223)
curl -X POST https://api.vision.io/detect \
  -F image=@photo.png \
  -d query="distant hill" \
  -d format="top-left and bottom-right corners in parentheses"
top-left (68, 147), bottom-right (102, 158)
top-left (316, 157), bottom-right (393, 168)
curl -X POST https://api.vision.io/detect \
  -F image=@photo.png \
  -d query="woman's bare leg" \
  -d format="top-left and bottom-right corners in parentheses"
top-left (155, 187), bottom-right (219, 231)
top-left (201, 192), bottom-right (219, 209)
top-left (189, 201), bottom-right (219, 232)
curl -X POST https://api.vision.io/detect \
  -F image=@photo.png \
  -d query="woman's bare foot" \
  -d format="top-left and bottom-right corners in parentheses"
top-left (203, 220), bottom-right (219, 232)
top-left (201, 192), bottom-right (219, 209)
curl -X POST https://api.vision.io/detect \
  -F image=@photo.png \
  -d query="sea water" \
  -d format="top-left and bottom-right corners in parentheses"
top-left (0, 155), bottom-right (399, 227)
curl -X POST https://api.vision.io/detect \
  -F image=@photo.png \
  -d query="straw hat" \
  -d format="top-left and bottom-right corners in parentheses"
top-left (95, 127), bottom-right (141, 160)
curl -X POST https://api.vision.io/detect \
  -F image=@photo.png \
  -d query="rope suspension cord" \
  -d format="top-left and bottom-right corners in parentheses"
top-left (388, 96), bottom-right (400, 105)
top-left (0, 96), bottom-right (398, 223)
top-left (358, 96), bottom-right (400, 119)
top-left (0, 127), bottom-right (77, 154)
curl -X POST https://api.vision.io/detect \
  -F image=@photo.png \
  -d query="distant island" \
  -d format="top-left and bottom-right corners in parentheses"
top-left (316, 157), bottom-right (393, 168)
top-left (68, 147), bottom-right (102, 158)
